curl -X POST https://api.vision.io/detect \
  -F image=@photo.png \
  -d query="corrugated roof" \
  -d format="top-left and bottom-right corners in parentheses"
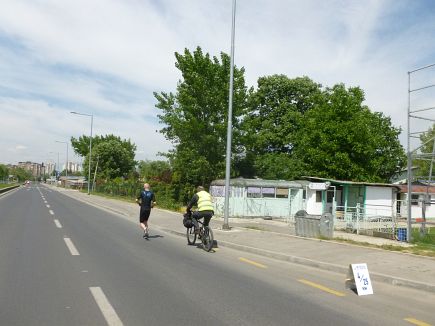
top-left (211, 177), bottom-right (403, 190)
top-left (302, 176), bottom-right (400, 189)
top-left (211, 178), bottom-right (303, 188)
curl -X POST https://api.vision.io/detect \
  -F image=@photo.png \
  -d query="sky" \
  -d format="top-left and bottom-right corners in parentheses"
top-left (1, 0), bottom-right (435, 167)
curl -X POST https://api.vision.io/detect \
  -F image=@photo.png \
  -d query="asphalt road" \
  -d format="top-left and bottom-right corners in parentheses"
top-left (1, 184), bottom-right (434, 326)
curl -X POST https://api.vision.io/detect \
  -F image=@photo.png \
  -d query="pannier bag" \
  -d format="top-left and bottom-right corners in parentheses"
top-left (183, 213), bottom-right (194, 228)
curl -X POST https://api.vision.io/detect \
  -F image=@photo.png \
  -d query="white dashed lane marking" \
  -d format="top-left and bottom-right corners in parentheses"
top-left (89, 287), bottom-right (124, 326)
top-left (54, 219), bottom-right (62, 228)
top-left (49, 210), bottom-right (54, 215)
top-left (63, 238), bottom-right (80, 256)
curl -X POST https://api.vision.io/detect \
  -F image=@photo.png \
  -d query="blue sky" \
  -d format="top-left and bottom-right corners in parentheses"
top-left (0, 0), bottom-right (434, 166)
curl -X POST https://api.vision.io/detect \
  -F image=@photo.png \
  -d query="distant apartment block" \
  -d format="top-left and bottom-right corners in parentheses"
top-left (17, 161), bottom-right (81, 177)
top-left (65, 162), bottom-right (82, 173)
top-left (45, 162), bottom-right (56, 175)
top-left (18, 161), bottom-right (43, 177)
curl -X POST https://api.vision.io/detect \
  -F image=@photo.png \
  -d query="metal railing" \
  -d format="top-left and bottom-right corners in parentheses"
top-left (334, 204), bottom-right (399, 237)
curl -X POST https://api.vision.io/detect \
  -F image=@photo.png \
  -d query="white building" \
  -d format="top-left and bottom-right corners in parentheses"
top-left (210, 178), bottom-right (304, 220)
top-left (396, 183), bottom-right (435, 221)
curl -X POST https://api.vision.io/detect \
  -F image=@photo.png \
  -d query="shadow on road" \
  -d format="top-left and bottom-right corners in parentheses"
top-left (144, 234), bottom-right (164, 241)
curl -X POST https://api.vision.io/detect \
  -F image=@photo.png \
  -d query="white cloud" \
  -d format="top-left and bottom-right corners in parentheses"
top-left (0, 0), bottom-right (434, 165)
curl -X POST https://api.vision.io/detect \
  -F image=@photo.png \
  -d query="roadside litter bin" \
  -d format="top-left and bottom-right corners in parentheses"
top-left (295, 211), bottom-right (334, 239)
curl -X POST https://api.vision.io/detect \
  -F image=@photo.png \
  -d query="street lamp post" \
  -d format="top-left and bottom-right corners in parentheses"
top-left (55, 140), bottom-right (68, 186)
top-left (71, 111), bottom-right (93, 195)
top-left (223, 0), bottom-right (237, 230)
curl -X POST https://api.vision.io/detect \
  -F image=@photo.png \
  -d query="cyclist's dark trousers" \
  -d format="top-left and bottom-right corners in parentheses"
top-left (192, 210), bottom-right (214, 228)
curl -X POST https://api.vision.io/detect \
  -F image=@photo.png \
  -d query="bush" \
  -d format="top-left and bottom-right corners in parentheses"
top-left (411, 227), bottom-right (435, 246)
top-left (94, 179), bottom-right (182, 211)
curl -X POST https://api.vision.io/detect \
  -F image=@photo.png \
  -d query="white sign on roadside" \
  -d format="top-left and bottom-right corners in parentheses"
top-left (346, 263), bottom-right (374, 296)
top-left (308, 182), bottom-right (330, 190)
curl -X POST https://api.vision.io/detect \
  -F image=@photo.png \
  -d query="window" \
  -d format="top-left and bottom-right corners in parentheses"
top-left (411, 194), bottom-right (419, 206)
top-left (262, 187), bottom-right (275, 198)
top-left (327, 191), bottom-right (334, 203)
top-left (247, 187), bottom-right (261, 198)
top-left (425, 195), bottom-right (431, 206)
top-left (316, 191), bottom-right (322, 202)
top-left (276, 188), bottom-right (289, 199)
top-left (210, 185), bottom-right (224, 197)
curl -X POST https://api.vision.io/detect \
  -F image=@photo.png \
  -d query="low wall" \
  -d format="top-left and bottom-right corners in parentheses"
top-left (0, 185), bottom-right (20, 194)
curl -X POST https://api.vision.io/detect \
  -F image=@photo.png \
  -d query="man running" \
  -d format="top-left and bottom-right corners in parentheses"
top-left (136, 183), bottom-right (156, 238)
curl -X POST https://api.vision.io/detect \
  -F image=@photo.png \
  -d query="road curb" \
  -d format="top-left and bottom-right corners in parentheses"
top-left (0, 185), bottom-right (20, 197)
top-left (158, 226), bottom-right (435, 294)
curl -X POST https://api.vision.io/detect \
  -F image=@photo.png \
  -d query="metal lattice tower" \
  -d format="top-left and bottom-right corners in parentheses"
top-left (407, 63), bottom-right (435, 242)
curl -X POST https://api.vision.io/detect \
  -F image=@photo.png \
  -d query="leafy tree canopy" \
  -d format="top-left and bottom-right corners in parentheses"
top-left (415, 124), bottom-right (435, 180)
top-left (243, 75), bottom-right (321, 155)
top-left (293, 84), bottom-right (406, 182)
top-left (154, 46), bottom-right (249, 191)
top-left (9, 167), bottom-right (32, 182)
top-left (0, 164), bottom-right (9, 180)
top-left (71, 134), bottom-right (136, 157)
top-left (239, 75), bottom-right (321, 179)
top-left (241, 79), bottom-right (405, 182)
top-left (71, 134), bottom-right (137, 180)
top-left (138, 160), bottom-right (172, 183)
top-left (154, 47), bottom-right (405, 187)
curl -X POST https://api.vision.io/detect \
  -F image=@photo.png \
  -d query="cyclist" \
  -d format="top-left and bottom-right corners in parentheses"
top-left (186, 186), bottom-right (214, 234)
top-left (136, 183), bottom-right (156, 238)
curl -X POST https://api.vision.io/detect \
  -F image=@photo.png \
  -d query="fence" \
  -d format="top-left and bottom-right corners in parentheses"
top-left (333, 203), bottom-right (400, 238)
top-left (93, 180), bottom-right (181, 211)
top-left (94, 181), bottom-right (139, 199)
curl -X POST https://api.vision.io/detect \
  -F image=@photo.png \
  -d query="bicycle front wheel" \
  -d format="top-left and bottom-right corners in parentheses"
top-left (201, 226), bottom-right (214, 252)
top-left (186, 227), bottom-right (197, 245)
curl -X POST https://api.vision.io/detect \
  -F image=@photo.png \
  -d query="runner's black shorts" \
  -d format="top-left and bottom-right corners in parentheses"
top-left (140, 208), bottom-right (151, 223)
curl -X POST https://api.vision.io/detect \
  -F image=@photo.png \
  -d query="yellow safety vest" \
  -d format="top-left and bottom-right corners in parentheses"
top-left (197, 191), bottom-right (214, 211)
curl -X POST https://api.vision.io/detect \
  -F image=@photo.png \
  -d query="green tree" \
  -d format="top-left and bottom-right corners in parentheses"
top-left (154, 46), bottom-right (249, 198)
top-left (71, 134), bottom-right (137, 180)
top-left (415, 124), bottom-right (435, 179)
top-left (294, 84), bottom-right (406, 182)
top-left (240, 75), bottom-right (322, 179)
top-left (138, 160), bottom-right (172, 183)
top-left (9, 167), bottom-right (32, 182)
top-left (0, 164), bottom-right (9, 181)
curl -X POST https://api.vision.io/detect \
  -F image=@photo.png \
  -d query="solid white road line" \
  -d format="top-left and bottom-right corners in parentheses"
top-left (89, 287), bottom-right (124, 326)
top-left (63, 238), bottom-right (80, 255)
top-left (54, 219), bottom-right (62, 228)
top-left (49, 210), bottom-right (54, 215)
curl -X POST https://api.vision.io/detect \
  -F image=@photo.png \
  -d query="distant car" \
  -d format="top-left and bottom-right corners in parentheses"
top-left (24, 180), bottom-right (30, 186)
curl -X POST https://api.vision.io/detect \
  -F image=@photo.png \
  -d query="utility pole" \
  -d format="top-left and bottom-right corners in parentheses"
top-left (223, 0), bottom-right (237, 230)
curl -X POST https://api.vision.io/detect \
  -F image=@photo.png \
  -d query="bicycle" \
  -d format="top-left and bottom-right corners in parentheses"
top-left (185, 215), bottom-right (214, 252)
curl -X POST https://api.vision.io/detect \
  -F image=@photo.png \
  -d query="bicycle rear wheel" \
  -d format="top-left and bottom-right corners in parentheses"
top-left (186, 227), bottom-right (197, 245)
top-left (201, 226), bottom-right (214, 252)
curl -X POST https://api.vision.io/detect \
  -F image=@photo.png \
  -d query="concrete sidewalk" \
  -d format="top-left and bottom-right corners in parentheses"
top-left (47, 185), bottom-right (435, 294)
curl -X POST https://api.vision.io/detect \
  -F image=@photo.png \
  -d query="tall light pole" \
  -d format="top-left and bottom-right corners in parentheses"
top-left (223, 0), bottom-right (237, 230)
top-left (71, 111), bottom-right (93, 195)
top-left (55, 140), bottom-right (68, 186)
